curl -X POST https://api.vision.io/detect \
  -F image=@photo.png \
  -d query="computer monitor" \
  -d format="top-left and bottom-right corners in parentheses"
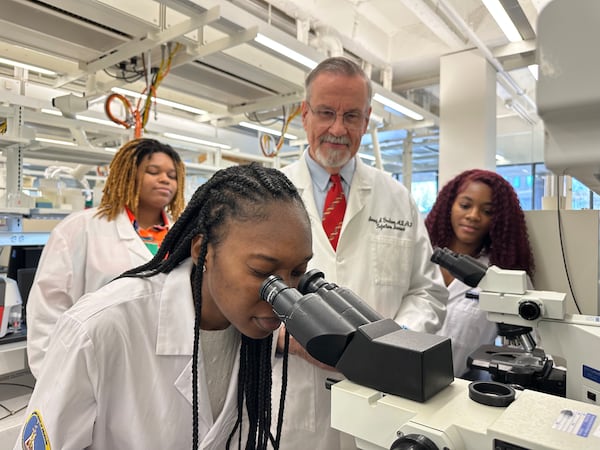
top-left (6, 246), bottom-right (43, 326)
top-left (16, 267), bottom-right (37, 326)
top-left (6, 246), bottom-right (43, 282)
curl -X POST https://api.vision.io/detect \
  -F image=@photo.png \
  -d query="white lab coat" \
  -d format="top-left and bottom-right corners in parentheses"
top-left (15, 259), bottom-right (246, 450)
top-left (273, 155), bottom-right (448, 450)
top-left (436, 255), bottom-right (498, 377)
top-left (27, 207), bottom-right (169, 378)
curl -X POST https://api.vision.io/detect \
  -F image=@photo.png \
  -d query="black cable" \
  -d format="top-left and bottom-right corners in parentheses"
top-left (243, 112), bottom-right (280, 127)
top-left (0, 382), bottom-right (34, 422)
top-left (0, 382), bottom-right (34, 390)
top-left (102, 67), bottom-right (144, 82)
top-left (555, 175), bottom-right (581, 313)
top-left (0, 403), bottom-right (29, 421)
top-left (243, 106), bottom-right (287, 127)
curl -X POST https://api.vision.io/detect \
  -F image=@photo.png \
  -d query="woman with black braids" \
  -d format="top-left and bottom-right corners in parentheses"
top-left (16, 163), bottom-right (312, 450)
top-left (27, 137), bottom-right (185, 379)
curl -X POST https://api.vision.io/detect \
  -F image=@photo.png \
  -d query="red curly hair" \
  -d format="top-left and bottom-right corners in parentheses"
top-left (425, 169), bottom-right (535, 275)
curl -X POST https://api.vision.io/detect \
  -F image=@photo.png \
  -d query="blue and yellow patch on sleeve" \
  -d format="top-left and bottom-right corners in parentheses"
top-left (22, 410), bottom-right (50, 450)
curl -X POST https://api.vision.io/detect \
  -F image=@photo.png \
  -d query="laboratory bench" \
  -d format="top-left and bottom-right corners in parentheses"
top-left (0, 367), bottom-right (33, 450)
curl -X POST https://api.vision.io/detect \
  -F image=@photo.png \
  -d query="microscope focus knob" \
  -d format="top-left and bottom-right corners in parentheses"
top-left (390, 433), bottom-right (439, 450)
top-left (518, 300), bottom-right (541, 320)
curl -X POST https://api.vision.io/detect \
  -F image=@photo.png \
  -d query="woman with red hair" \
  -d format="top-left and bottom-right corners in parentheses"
top-left (425, 169), bottom-right (535, 377)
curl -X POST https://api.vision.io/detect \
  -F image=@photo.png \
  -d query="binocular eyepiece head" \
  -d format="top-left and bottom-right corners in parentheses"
top-left (259, 269), bottom-right (327, 306)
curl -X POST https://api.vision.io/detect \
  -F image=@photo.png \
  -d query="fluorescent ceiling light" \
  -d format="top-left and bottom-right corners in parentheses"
top-left (482, 0), bottom-right (522, 42)
top-left (254, 33), bottom-right (318, 69)
top-left (75, 115), bottom-right (121, 127)
top-left (0, 57), bottom-right (56, 75)
top-left (42, 108), bottom-right (120, 127)
top-left (164, 132), bottom-right (231, 149)
top-left (358, 152), bottom-right (376, 161)
top-left (41, 108), bottom-right (62, 116)
top-left (373, 94), bottom-right (424, 121)
top-left (238, 121), bottom-right (298, 140)
top-left (88, 95), bottom-right (107, 106)
top-left (35, 137), bottom-right (76, 146)
top-left (111, 88), bottom-right (207, 115)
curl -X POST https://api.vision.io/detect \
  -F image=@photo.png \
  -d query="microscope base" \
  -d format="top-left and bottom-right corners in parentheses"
top-left (331, 378), bottom-right (600, 450)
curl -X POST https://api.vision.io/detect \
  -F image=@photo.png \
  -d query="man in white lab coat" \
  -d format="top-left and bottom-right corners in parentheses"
top-left (274, 56), bottom-right (448, 449)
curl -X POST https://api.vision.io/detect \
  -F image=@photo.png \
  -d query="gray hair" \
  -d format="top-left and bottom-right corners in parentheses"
top-left (304, 57), bottom-right (373, 105)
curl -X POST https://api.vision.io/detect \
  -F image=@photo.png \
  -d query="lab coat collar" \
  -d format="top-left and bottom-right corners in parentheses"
top-left (346, 157), bottom-right (372, 214)
top-left (294, 154), bottom-right (371, 243)
top-left (160, 261), bottom-right (242, 440)
top-left (114, 209), bottom-right (154, 260)
top-left (156, 258), bottom-right (196, 356)
top-left (304, 149), bottom-right (355, 195)
top-left (173, 348), bottom-right (242, 439)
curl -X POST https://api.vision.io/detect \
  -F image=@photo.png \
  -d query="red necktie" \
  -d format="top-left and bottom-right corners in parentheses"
top-left (322, 174), bottom-right (346, 250)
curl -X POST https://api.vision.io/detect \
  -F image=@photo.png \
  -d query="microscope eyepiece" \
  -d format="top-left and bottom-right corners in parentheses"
top-left (298, 269), bottom-right (327, 294)
top-left (298, 270), bottom-right (383, 323)
top-left (258, 272), bottom-right (359, 367)
top-left (259, 275), bottom-right (287, 306)
top-left (431, 247), bottom-right (487, 287)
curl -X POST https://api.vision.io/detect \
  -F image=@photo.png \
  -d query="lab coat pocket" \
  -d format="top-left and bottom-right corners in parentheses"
top-left (370, 235), bottom-right (413, 287)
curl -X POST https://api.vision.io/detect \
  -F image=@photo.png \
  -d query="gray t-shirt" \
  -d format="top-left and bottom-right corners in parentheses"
top-left (200, 326), bottom-right (240, 421)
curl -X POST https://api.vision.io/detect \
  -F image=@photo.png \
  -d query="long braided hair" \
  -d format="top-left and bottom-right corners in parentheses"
top-left (425, 169), bottom-right (535, 275)
top-left (120, 163), bottom-right (304, 449)
top-left (96, 138), bottom-right (186, 221)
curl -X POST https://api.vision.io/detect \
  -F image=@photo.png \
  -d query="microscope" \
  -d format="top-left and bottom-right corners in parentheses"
top-left (260, 269), bottom-right (454, 402)
top-left (431, 247), bottom-right (567, 396)
top-left (431, 247), bottom-right (600, 406)
top-left (260, 265), bottom-right (600, 450)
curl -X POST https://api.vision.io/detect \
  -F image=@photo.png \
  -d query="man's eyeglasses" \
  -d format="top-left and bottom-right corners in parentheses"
top-left (306, 102), bottom-right (367, 130)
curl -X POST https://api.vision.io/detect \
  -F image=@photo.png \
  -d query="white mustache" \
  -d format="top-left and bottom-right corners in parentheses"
top-left (320, 135), bottom-right (350, 145)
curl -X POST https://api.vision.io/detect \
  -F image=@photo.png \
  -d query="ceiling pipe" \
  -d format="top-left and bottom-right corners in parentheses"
top-left (310, 27), bottom-right (344, 57)
top-left (399, 0), bottom-right (465, 49)
top-left (433, 0), bottom-right (537, 112)
top-left (370, 127), bottom-right (384, 170)
top-left (402, 130), bottom-right (413, 190)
